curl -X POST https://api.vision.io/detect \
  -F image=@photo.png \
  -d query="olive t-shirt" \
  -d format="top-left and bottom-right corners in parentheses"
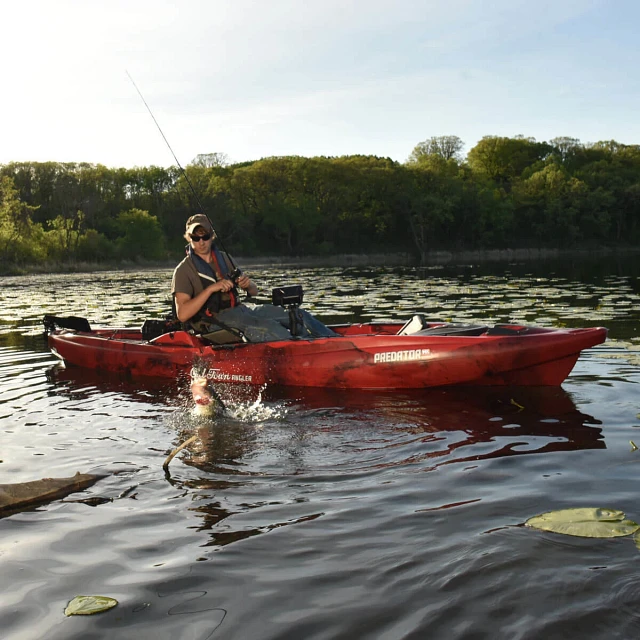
top-left (171, 253), bottom-right (236, 309)
top-left (171, 256), bottom-right (204, 298)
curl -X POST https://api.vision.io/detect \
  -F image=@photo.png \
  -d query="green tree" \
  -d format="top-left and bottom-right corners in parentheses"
top-left (402, 165), bottom-right (460, 261)
top-left (0, 175), bottom-right (43, 265)
top-left (467, 136), bottom-right (553, 187)
top-left (549, 137), bottom-right (585, 171)
top-left (76, 229), bottom-right (116, 262)
top-left (43, 210), bottom-right (86, 260)
top-left (190, 152), bottom-right (230, 168)
top-left (512, 165), bottom-right (580, 246)
top-left (115, 208), bottom-right (166, 260)
top-left (575, 141), bottom-right (640, 243)
top-left (408, 135), bottom-right (464, 164)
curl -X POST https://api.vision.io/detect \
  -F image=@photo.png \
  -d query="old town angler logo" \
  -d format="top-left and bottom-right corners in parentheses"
top-left (192, 367), bottom-right (253, 383)
top-left (373, 349), bottom-right (431, 364)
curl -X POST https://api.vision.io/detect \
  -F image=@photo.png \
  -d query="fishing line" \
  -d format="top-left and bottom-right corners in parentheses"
top-left (125, 70), bottom-right (237, 266)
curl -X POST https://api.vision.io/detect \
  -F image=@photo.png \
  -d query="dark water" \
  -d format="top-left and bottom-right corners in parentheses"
top-left (1, 258), bottom-right (640, 639)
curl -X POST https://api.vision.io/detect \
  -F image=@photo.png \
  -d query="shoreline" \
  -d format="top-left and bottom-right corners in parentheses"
top-left (2, 246), bottom-right (639, 277)
top-left (240, 246), bottom-right (640, 268)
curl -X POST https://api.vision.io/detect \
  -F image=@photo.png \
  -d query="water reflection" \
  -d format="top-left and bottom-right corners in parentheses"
top-left (46, 364), bottom-right (186, 405)
top-left (47, 364), bottom-right (605, 471)
top-left (266, 385), bottom-right (605, 464)
top-left (179, 385), bottom-right (605, 548)
top-left (181, 421), bottom-right (262, 474)
top-left (44, 364), bottom-right (605, 550)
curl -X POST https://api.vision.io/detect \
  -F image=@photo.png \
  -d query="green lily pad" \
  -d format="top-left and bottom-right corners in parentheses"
top-left (525, 508), bottom-right (640, 538)
top-left (65, 595), bottom-right (118, 616)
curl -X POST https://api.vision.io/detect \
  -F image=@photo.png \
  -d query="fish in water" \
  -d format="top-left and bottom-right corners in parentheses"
top-left (0, 472), bottom-right (106, 516)
top-left (190, 376), bottom-right (226, 416)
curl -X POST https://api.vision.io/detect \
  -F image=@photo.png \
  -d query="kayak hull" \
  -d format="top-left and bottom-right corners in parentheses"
top-left (47, 321), bottom-right (607, 389)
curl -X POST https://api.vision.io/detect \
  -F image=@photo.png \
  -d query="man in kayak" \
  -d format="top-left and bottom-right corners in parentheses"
top-left (171, 214), bottom-right (336, 342)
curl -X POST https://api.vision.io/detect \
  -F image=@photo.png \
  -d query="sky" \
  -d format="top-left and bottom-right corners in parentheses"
top-left (2, 0), bottom-right (639, 168)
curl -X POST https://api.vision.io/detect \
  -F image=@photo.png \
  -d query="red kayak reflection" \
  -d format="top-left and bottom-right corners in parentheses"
top-left (47, 365), bottom-right (604, 471)
top-left (46, 365), bottom-right (605, 549)
top-left (257, 384), bottom-right (605, 468)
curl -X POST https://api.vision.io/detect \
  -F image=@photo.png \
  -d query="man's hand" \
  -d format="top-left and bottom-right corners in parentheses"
top-left (236, 274), bottom-right (252, 290)
top-left (212, 280), bottom-right (234, 293)
top-left (235, 274), bottom-right (258, 297)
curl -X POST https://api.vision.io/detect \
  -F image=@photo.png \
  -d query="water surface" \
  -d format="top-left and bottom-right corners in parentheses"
top-left (1, 258), bottom-right (640, 639)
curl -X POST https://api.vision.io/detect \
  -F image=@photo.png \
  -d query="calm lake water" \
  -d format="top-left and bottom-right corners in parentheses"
top-left (1, 257), bottom-right (640, 639)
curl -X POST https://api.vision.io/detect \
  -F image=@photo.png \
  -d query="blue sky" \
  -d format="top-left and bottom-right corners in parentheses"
top-left (2, 0), bottom-right (639, 168)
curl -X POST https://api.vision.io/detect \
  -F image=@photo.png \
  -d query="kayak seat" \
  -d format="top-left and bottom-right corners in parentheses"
top-left (411, 324), bottom-right (490, 337)
top-left (200, 327), bottom-right (248, 345)
top-left (43, 315), bottom-right (91, 333)
top-left (397, 314), bottom-right (428, 335)
top-left (396, 315), bottom-right (488, 337)
top-left (485, 324), bottom-right (529, 336)
top-left (141, 318), bottom-right (182, 341)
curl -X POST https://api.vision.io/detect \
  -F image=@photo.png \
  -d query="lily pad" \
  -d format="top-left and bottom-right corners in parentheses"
top-left (65, 595), bottom-right (118, 616)
top-left (525, 508), bottom-right (640, 538)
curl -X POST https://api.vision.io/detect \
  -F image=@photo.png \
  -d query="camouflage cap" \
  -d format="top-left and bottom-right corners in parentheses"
top-left (185, 214), bottom-right (214, 236)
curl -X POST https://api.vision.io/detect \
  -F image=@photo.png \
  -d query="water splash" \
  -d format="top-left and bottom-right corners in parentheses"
top-left (224, 385), bottom-right (288, 423)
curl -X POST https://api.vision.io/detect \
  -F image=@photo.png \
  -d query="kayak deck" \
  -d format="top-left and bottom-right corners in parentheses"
top-left (46, 319), bottom-right (608, 389)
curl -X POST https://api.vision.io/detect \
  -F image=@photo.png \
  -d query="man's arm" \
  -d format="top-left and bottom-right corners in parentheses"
top-left (174, 280), bottom-right (235, 322)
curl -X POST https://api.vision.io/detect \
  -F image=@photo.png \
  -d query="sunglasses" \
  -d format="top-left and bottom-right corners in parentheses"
top-left (190, 233), bottom-right (211, 242)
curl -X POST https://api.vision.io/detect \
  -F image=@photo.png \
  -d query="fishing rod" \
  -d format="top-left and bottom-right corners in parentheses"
top-left (126, 71), bottom-right (239, 273)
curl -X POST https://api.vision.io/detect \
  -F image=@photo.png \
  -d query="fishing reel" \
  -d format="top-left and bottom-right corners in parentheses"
top-left (227, 267), bottom-right (243, 284)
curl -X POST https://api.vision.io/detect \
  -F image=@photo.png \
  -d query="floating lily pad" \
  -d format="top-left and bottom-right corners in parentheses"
top-left (65, 595), bottom-right (118, 616)
top-left (525, 508), bottom-right (640, 538)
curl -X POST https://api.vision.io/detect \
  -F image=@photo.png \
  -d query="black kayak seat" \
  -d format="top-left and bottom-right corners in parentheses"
top-left (141, 319), bottom-right (183, 341)
top-left (485, 325), bottom-right (529, 336)
top-left (410, 325), bottom-right (490, 337)
top-left (397, 314), bottom-right (488, 337)
top-left (200, 327), bottom-right (247, 345)
top-left (43, 315), bottom-right (91, 333)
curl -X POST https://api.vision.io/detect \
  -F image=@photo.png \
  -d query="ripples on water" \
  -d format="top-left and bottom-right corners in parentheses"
top-left (1, 259), bottom-right (640, 639)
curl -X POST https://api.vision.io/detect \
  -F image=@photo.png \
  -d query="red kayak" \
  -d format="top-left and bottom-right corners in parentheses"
top-left (44, 315), bottom-right (607, 389)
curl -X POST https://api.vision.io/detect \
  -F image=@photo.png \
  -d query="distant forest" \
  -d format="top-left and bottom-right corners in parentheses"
top-left (1, 134), bottom-right (640, 272)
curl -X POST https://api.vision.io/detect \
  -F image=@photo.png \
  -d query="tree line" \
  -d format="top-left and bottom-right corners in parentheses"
top-left (1, 134), bottom-right (640, 272)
